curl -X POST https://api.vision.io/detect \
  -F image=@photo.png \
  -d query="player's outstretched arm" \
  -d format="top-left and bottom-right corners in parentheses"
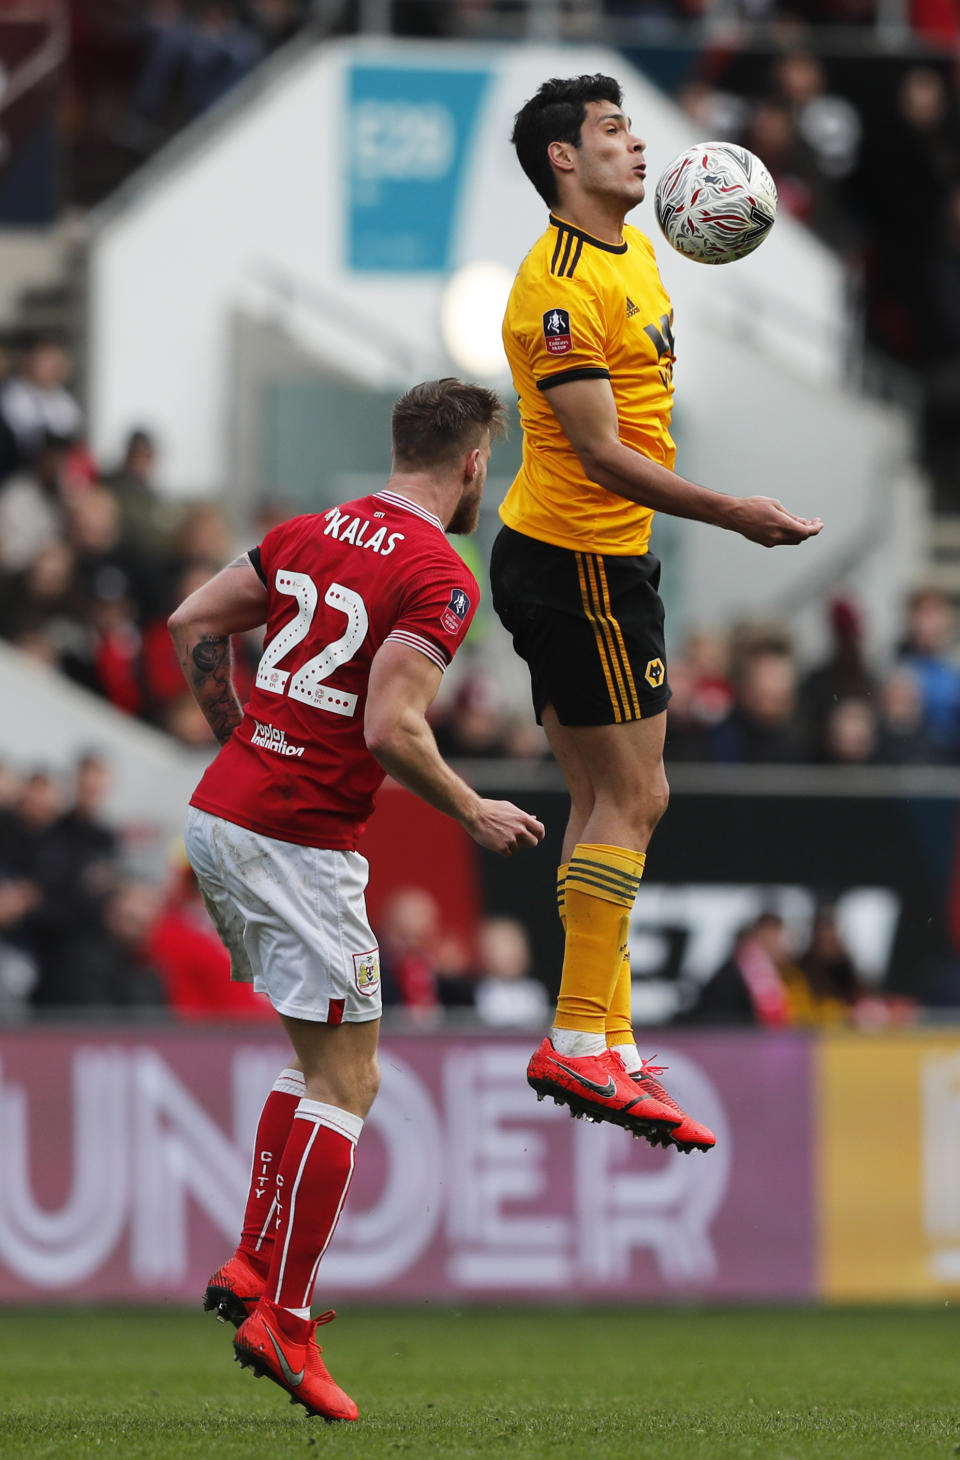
top-left (365, 641), bottom-right (545, 858)
top-left (168, 554), bottom-right (268, 745)
top-left (545, 376), bottom-right (823, 548)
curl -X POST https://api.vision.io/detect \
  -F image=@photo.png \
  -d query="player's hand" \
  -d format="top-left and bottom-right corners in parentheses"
top-left (732, 496), bottom-right (823, 548)
top-left (466, 799), bottom-right (546, 857)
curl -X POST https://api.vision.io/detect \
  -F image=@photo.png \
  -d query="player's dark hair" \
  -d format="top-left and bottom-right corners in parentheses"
top-left (391, 378), bottom-right (506, 471)
top-left (511, 73), bottom-right (624, 207)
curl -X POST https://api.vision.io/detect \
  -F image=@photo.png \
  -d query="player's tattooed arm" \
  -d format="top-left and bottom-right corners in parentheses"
top-left (167, 553), bottom-right (268, 746)
top-left (184, 633), bottom-right (243, 745)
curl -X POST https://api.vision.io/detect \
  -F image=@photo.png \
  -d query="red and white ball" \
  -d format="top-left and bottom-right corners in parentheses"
top-left (653, 143), bottom-right (778, 265)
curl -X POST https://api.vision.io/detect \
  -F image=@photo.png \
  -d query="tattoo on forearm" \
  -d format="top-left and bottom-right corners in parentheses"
top-left (185, 634), bottom-right (243, 745)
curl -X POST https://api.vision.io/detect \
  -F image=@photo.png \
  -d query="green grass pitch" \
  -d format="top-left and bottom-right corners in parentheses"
top-left (1, 1306), bottom-right (957, 1459)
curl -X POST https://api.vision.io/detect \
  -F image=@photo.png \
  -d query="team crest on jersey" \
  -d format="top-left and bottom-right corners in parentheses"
top-left (645, 657), bottom-right (665, 688)
top-left (353, 949), bottom-right (380, 997)
top-left (440, 587), bottom-right (471, 635)
top-left (542, 307), bottom-right (572, 354)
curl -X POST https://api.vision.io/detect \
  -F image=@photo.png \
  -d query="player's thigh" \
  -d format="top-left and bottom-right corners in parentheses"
top-left (490, 527), bottom-right (671, 729)
top-left (563, 712), bottom-right (668, 804)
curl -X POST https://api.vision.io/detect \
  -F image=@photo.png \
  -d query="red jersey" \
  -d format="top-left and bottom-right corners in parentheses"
top-left (190, 490), bottom-right (479, 849)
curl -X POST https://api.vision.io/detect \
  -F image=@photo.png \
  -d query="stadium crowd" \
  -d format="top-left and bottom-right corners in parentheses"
top-left (0, 334), bottom-right (959, 766)
top-left (0, 745), bottom-right (900, 1027)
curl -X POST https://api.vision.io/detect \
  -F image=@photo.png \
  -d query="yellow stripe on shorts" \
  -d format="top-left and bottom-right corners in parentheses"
top-left (594, 557), bottom-right (642, 717)
top-left (575, 552), bottom-right (625, 722)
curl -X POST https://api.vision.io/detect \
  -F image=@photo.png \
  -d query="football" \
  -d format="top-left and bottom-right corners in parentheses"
top-left (653, 143), bottom-right (778, 265)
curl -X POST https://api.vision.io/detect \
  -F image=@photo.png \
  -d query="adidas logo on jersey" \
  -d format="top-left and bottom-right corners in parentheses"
top-left (251, 721), bottom-right (305, 758)
top-left (625, 296), bottom-right (640, 318)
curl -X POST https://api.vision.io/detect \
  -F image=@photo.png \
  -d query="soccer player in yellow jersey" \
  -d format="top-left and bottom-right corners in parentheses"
top-left (491, 74), bottom-right (823, 1152)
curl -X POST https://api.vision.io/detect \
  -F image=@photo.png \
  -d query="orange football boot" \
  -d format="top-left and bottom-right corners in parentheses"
top-left (203, 1251), bottom-right (266, 1328)
top-left (234, 1299), bottom-right (358, 1421)
top-left (527, 1037), bottom-right (682, 1139)
top-left (630, 1058), bottom-right (716, 1153)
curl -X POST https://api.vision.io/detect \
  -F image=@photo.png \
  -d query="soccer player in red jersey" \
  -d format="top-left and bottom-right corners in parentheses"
top-left (169, 379), bottom-right (544, 1421)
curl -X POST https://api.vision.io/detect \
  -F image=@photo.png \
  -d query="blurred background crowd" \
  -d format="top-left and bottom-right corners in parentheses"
top-left (2, 343), bottom-right (958, 770)
top-left (0, 744), bottom-right (894, 1029)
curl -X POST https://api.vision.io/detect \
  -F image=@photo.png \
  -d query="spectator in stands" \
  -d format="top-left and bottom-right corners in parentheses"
top-left (769, 49), bottom-right (861, 247)
top-left (786, 903), bottom-right (865, 1025)
top-left (0, 539), bottom-right (82, 663)
top-left (856, 65), bottom-right (960, 360)
top-left (0, 432), bottom-right (75, 574)
top-left (800, 597), bottom-right (876, 758)
top-left (102, 426), bottom-right (178, 558)
top-left (920, 181), bottom-right (960, 511)
top-left (473, 915), bottom-right (549, 1028)
top-left (819, 696), bottom-right (881, 765)
top-left (432, 668), bottom-right (513, 758)
top-left (0, 336), bottom-right (83, 479)
top-left (0, 761), bottom-right (41, 1006)
top-left (706, 642), bottom-right (809, 763)
top-left (688, 912), bottom-right (796, 1026)
top-left (65, 880), bottom-right (168, 1009)
top-left (876, 664), bottom-right (946, 763)
top-left (897, 587), bottom-right (960, 756)
top-left (133, 1), bottom-right (261, 128)
top-left (250, 0), bottom-right (305, 51)
top-left (743, 99), bottom-right (819, 227)
top-left (378, 886), bottom-right (474, 1018)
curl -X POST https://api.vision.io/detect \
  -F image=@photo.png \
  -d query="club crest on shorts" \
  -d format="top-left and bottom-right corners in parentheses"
top-left (440, 587), bottom-right (471, 635)
top-left (353, 948), bottom-right (380, 996)
top-left (542, 307), bottom-right (572, 354)
top-left (645, 657), bottom-right (665, 687)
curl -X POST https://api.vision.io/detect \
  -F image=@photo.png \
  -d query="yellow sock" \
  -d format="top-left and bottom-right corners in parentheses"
top-left (556, 862), bottom-right (569, 930)
top-left (554, 844), bottom-right (646, 1034)
top-left (605, 943), bottom-right (636, 1047)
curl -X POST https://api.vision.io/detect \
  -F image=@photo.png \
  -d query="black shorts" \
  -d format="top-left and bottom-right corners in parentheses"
top-left (490, 525), bottom-right (671, 727)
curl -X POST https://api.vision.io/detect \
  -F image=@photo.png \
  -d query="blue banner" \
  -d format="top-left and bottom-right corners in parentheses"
top-left (346, 64), bottom-right (491, 273)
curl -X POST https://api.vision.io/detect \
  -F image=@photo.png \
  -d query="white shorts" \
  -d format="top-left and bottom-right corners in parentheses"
top-left (183, 805), bottom-right (381, 1024)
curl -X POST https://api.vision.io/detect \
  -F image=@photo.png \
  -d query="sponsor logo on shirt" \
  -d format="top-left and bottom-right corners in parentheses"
top-left (542, 307), bottom-right (572, 354)
top-left (354, 948), bottom-right (381, 996)
top-left (440, 587), bottom-right (471, 635)
top-left (251, 721), bottom-right (305, 758)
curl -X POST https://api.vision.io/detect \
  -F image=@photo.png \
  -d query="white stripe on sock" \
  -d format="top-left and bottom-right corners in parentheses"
top-left (254, 1195), bottom-right (277, 1251)
top-left (271, 1119), bottom-right (320, 1304)
top-left (300, 1139), bottom-right (356, 1310)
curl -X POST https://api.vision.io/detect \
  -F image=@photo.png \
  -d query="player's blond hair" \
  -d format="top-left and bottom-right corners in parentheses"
top-left (391, 378), bottom-right (506, 471)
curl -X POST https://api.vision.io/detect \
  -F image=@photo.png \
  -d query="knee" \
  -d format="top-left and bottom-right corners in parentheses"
top-left (303, 1049), bottom-right (381, 1120)
top-left (629, 778), bottom-right (669, 846)
top-left (645, 781), bottom-right (670, 833)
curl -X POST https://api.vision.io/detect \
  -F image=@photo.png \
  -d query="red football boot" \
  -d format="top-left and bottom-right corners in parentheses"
top-left (203, 1251), bottom-right (266, 1328)
top-left (234, 1299), bottom-right (359, 1422)
top-left (630, 1058), bottom-right (716, 1153)
top-left (527, 1037), bottom-right (681, 1138)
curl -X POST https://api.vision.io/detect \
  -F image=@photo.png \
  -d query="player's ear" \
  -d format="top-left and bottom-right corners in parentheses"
top-left (464, 446), bottom-right (481, 483)
top-left (547, 140), bottom-right (577, 177)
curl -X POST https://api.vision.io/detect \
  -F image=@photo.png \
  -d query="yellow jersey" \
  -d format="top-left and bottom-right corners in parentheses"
top-left (500, 213), bottom-right (676, 555)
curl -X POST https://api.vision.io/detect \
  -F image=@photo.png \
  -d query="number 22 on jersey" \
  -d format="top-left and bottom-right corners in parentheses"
top-left (255, 570), bottom-right (368, 717)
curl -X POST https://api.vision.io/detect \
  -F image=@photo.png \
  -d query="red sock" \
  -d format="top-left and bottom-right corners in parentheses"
top-left (238, 1068), bottom-right (304, 1277)
top-left (267, 1098), bottom-right (363, 1312)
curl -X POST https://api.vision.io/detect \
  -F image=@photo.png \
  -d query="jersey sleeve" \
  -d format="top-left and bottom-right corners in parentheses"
top-left (385, 562), bottom-right (480, 672)
top-left (507, 273), bottom-right (610, 391)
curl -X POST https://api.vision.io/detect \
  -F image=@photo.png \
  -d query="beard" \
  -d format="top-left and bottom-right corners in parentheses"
top-left (447, 483), bottom-right (482, 535)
